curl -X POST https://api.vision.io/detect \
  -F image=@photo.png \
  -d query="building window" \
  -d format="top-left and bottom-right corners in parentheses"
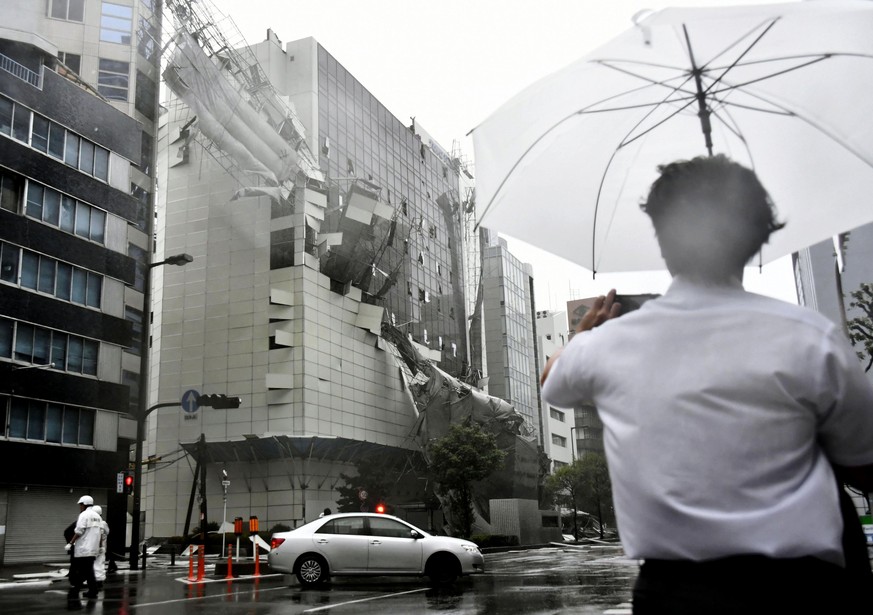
top-left (135, 71), bottom-right (156, 119)
top-left (25, 182), bottom-right (106, 244)
top-left (137, 15), bottom-right (159, 63)
top-left (100, 2), bottom-right (133, 44)
top-left (11, 245), bottom-right (103, 308)
top-left (124, 306), bottom-right (142, 355)
top-left (58, 52), bottom-right (81, 74)
top-left (50, 0), bottom-right (85, 22)
top-left (7, 317), bottom-right (98, 375)
top-left (3, 396), bottom-right (94, 446)
top-left (549, 408), bottom-right (565, 422)
top-left (0, 171), bottom-right (22, 213)
top-left (97, 58), bottom-right (130, 101)
top-left (551, 434), bottom-right (567, 447)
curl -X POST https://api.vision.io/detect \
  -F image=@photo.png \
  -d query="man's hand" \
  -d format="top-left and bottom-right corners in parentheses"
top-left (575, 289), bottom-right (622, 333)
top-left (540, 289), bottom-right (621, 386)
top-left (65, 543), bottom-right (72, 553)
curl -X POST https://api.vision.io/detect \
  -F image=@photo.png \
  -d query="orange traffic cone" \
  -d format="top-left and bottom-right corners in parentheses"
top-left (196, 545), bottom-right (205, 582)
top-left (187, 545), bottom-right (196, 581)
top-left (253, 542), bottom-right (260, 577)
top-left (225, 545), bottom-right (234, 580)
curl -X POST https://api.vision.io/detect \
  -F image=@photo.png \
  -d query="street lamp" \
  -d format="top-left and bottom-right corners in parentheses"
top-left (129, 253), bottom-right (193, 570)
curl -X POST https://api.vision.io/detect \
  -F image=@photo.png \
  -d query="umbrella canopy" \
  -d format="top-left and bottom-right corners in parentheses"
top-left (472, 1), bottom-right (873, 274)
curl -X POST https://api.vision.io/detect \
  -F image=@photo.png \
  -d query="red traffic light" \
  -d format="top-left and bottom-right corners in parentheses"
top-left (375, 503), bottom-right (386, 514)
top-left (124, 473), bottom-right (134, 494)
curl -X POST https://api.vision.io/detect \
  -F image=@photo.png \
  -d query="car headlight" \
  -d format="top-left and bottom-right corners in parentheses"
top-left (462, 545), bottom-right (480, 553)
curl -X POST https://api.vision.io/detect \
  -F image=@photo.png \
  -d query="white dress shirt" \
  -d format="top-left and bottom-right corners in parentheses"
top-left (542, 276), bottom-right (873, 567)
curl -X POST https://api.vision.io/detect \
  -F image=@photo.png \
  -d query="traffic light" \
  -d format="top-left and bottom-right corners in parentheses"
top-left (197, 394), bottom-right (242, 409)
top-left (124, 472), bottom-right (134, 495)
top-left (375, 503), bottom-right (386, 514)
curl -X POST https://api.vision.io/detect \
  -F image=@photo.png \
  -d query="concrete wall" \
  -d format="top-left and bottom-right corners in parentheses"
top-left (490, 498), bottom-right (562, 545)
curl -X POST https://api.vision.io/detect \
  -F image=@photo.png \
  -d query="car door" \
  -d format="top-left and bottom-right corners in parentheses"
top-left (312, 516), bottom-right (368, 572)
top-left (365, 517), bottom-right (423, 573)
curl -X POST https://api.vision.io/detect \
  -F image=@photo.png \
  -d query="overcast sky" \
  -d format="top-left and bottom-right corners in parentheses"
top-left (208, 0), bottom-right (799, 309)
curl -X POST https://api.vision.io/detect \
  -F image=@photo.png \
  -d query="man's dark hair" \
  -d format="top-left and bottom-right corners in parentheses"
top-left (640, 155), bottom-right (785, 279)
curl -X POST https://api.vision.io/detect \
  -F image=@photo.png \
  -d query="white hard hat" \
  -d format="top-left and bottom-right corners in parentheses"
top-left (77, 495), bottom-right (94, 506)
top-left (92, 505), bottom-right (103, 516)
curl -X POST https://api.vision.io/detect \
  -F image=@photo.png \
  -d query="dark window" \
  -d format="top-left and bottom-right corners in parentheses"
top-left (135, 71), bottom-right (156, 119)
top-left (58, 52), bottom-right (81, 74)
top-left (0, 243), bottom-right (18, 283)
top-left (0, 318), bottom-right (12, 357)
top-left (97, 58), bottom-right (130, 101)
top-left (270, 228), bottom-right (295, 270)
top-left (139, 130), bottom-right (152, 175)
top-left (0, 172), bottom-right (21, 212)
top-left (51, 0), bottom-right (85, 22)
top-left (0, 97), bottom-right (12, 134)
top-left (137, 15), bottom-right (159, 63)
top-left (12, 105), bottom-right (29, 142)
top-left (31, 114), bottom-right (49, 152)
top-left (316, 517), bottom-right (365, 535)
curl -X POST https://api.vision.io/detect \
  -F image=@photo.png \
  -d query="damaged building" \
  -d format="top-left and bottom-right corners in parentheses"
top-left (143, 0), bottom-right (541, 539)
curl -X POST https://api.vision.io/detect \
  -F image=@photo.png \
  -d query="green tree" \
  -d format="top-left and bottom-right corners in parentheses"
top-left (848, 282), bottom-right (873, 372)
top-left (427, 421), bottom-right (506, 539)
top-left (543, 461), bottom-right (586, 539)
top-left (576, 452), bottom-right (614, 539)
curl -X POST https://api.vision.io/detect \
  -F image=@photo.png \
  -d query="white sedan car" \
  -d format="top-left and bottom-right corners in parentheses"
top-left (268, 512), bottom-right (485, 586)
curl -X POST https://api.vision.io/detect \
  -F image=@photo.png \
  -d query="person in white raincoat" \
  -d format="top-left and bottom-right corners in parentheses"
top-left (66, 495), bottom-right (102, 600)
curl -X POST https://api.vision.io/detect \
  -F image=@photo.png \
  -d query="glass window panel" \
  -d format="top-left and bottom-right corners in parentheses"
top-left (25, 183), bottom-right (44, 220)
top-left (65, 133), bottom-right (79, 166)
top-left (12, 105), bottom-right (29, 142)
top-left (94, 147), bottom-right (109, 181)
top-left (82, 339), bottom-right (98, 376)
top-left (86, 273), bottom-right (101, 308)
top-left (79, 409), bottom-right (94, 445)
top-left (56, 262), bottom-right (72, 300)
top-left (102, 15), bottom-right (131, 30)
top-left (14, 322), bottom-right (34, 361)
top-left (62, 407), bottom-right (78, 444)
top-left (0, 318), bottom-right (12, 357)
top-left (71, 268), bottom-right (87, 304)
top-left (105, 2), bottom-right (132, 17)
top-left (74, 202), bottom-right (90, 238)
top-left (20, 251), bottom-right (38, 289)
top-left (90, 208), bottom-right (105, 243)
top-left (9, 398), bottom-right (27, 438)
top-left (27, 402), bottom-right (45, 440)
top-left (33, 327), bottom-right (51, 364)
top-left (78, 139), bottom-right (95, 175)
top-left (0, 97), bottom-right (11, 134)
top-left (51, 0), bottom-right (69, 19)
top-left (1, 244), bottom-right (18, 283)
top-left (67, 336), bottom-right (83, 372)
top-left (60, 196), bottom-right (76, 232)
top-left (48, 122), bottom-right (65, 158)
top-left (46, 404), bottom-right (63, 442)
top-left (31, 114), bottom-right (49, 152)
top-left (37, 257), bottom-right (55, 294)
top-left (51, 333), bottom-right (66, 369)
top-left (0, 173), bottom-right (20, 212)
top-left (43, 188), bottom-right (60, 225)
top-left (69, 0), bottom-right (85, 21)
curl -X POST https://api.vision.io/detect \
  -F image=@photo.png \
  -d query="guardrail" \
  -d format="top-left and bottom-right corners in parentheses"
top-left (0, 52), bottom-right (41, 88)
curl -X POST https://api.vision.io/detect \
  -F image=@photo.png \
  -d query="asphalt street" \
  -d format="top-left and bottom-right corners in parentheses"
top-left (0, 544), bottom-right (639, 614)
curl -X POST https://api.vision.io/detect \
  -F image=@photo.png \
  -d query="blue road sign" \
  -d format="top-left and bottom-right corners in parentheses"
top-left (181, 389), bottom-right (200, 414)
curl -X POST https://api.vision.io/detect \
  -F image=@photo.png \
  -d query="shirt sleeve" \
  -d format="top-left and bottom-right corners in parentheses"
top-left (542, 335), bottom-right (594, 409)
top-left (815, 327), bottom-right (873, 467)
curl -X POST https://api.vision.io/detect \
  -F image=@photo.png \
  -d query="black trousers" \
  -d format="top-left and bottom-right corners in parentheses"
top-left (633, 554), bottom-right (866, 614)
top-left (68, 556), bottom-right (97, 597)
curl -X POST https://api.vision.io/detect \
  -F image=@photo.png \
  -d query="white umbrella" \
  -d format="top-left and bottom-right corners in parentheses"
top-left (472, 1), bottom-right (873, 275)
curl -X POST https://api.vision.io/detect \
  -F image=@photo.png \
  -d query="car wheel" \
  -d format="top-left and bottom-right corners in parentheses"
top-left (295, 554), bottom-right (328, 587)
top-left (426, 553), bottom-right (459, 585)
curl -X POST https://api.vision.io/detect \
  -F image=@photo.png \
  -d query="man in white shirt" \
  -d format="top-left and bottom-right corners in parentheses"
top-left (66, 495), bottom-right (102, 600)
top-left (541, 155), bottom-right (873, 613)
top-left (91, 505), bottom-right (110, 588)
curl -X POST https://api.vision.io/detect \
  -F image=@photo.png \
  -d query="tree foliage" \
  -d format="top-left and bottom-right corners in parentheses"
top-left (544, 453), bottom-right (614, 539)
top-left (427, 421), bottom-right (506, 539)
top-left (848, 282), bottom-right (873, 372)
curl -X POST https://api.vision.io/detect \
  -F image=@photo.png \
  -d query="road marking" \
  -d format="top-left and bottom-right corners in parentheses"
top-left (302, 587), bottom-right (428, 612)
top-left (130, 586), bottom-right (287, 608)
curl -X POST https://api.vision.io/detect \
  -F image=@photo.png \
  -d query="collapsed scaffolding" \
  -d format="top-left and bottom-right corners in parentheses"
top-left (158, 0), bottom-right (540, 523)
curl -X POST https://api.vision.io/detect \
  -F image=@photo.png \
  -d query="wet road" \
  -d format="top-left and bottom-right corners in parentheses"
top-left (0, 544), bottom-right (639, 614)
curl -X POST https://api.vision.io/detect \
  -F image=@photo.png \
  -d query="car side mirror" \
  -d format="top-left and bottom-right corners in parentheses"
top-left (410, 530), bottom-right (423, 539)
